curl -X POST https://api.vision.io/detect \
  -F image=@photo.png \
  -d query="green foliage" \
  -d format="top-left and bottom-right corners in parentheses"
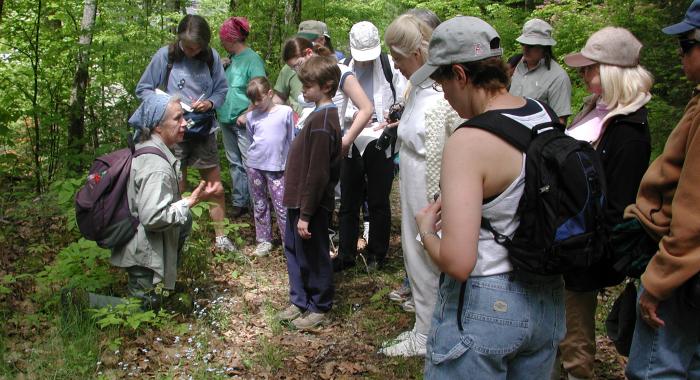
top-left (647, 98), bottom-right (685, 159)
top-left (90, 298), bottom-right (173, 331)
top-left (37, 239), bottom-right (115, 294)
top-left (0, 274), bottom-right (30, 295)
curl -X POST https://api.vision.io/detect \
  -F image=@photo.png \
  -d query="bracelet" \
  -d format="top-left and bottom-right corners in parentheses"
top-left (420, 231), bottom-right (440, 241)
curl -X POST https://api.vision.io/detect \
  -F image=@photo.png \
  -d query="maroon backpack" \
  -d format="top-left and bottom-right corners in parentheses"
top-left (75, 146), bottom-right (168, 248)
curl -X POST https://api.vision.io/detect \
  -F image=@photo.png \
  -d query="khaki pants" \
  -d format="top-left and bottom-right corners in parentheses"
top-left (559, 290), bottom-right (598, 379)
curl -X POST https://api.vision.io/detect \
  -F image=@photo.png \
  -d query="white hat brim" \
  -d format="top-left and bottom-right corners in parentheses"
top-left (350, 44), bottom-right (381, 62)
top-left (516, 35), bottom-right (556, 46)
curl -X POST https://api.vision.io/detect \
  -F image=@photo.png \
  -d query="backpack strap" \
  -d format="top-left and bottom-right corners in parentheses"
top-left (133, 146), bottom-right (169, 163)
top-left (379, 53), bottom-right (396, 102)
top-left (458, 111), bottom-right (532, 152)
top-left (456, 99), bottom-right (563, 152)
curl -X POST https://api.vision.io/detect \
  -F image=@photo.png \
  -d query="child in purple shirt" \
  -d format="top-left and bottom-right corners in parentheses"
top-left (245, 77), bottom-right (294, 256)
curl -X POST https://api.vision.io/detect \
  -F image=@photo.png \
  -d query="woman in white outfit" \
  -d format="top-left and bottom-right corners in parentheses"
top-left (378, 13), bottom-right (443, 357)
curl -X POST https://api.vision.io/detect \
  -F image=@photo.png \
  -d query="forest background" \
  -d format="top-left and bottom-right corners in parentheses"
top-left (0, 0), bottom-right (694, 378)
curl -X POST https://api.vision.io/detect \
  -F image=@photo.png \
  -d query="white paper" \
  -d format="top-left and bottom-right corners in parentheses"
top-left (155, 88), bottom-right (193, 112)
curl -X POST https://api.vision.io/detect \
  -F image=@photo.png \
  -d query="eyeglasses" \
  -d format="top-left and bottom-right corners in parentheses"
top-left (679, 39), bottom-right (700, 56)
top-left (432, 82), bottom-right (443, 92)
top-left (290, 57), bottom-right (305, 72)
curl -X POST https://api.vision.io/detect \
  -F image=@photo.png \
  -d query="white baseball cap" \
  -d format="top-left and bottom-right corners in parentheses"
top-left (349, 21), bottom-right (381, 61)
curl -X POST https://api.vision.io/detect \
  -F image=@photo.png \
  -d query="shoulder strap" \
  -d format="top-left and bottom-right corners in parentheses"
top-left (379, 52), bottom-right (396, 102)
top-left (163, 59), bottom-right (174, 92)
top-left (458, 111), bottom-right (532, 152)
top-left (133, 146), bottom-right (169, 162)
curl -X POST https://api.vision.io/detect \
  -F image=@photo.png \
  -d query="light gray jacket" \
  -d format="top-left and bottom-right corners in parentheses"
top-left (110, 135), bottom-right (190, 289)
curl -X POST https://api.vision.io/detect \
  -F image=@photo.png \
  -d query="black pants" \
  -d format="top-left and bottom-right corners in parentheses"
top-left (338, 142), bottom-right (394, 265)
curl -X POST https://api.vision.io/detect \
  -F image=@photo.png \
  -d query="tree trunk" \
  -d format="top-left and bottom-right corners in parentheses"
top-left (67, 0), bottom-right (97, 170)
top-left (31, 0), bottom-right (43, 193)
top-left (0, 0), bottom-right (4, 24)
top-left (228, 0), bottom-right (237, 13)
top-left (265, 5), bottom-right (278, 62)
top-left (292, 0), bottom-right (301, 26)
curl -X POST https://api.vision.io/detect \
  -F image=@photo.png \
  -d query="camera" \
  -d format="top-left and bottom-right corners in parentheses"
top-left (388, 102), bottom-right (404, 123)
top-left (376, 103), bottom-right (404, 151)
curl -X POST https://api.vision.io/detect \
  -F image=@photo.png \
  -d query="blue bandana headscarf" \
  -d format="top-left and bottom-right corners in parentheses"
top-left (128, 93), bottom-right (171, 141)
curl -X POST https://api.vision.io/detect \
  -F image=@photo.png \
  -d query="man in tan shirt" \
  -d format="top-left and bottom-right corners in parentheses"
top-left (625, 1), bottom-right (700, 378)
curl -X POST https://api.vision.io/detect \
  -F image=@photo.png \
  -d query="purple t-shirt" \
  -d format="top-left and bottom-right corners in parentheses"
top-left (245, 105), bottom-right (295, 171)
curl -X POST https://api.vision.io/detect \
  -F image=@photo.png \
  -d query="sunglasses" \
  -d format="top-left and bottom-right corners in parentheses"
top-left (679, 39), bottom-right (700, 56)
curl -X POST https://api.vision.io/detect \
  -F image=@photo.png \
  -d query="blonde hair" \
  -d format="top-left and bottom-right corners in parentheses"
top-left (600, 64), bottom-right (654, 109)
top-left (384, 14), bottom-right (432, 62)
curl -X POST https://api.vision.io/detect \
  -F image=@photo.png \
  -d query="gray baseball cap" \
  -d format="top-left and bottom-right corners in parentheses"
top-left (412, 16), bottom-right (503, 85)
top-left (298, 20), bottom-right (327, 40)
top-left (516, 18), bottom-right (556, 46)
top-left (564, 27), bottom-right (642, 68)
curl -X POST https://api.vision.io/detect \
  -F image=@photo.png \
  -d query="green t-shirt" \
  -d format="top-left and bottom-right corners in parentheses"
top-left (217, 47), bottom-right (266, 124)
top-left (274, 64), bottom-right (303, 115)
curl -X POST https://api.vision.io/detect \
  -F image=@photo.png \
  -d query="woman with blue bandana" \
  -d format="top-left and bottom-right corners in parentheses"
top-left (109, 94), bottom-right (212, 308)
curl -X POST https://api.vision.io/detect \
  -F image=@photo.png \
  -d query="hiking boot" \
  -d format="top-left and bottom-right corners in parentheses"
top-left (402, 297), bottom-right (416, 313)
top-left (292, 311), bottom-right (327, 330)
top-left (253, 241), bottom-right (273, 257)
top-left (388, 283), bottom-right (412, 302)
top-left (378, 330), bottom-right (427, 357)
top-left (276, 304), bottom-right (303, 321)
top-left (215, 236), bottom-right (237, 252)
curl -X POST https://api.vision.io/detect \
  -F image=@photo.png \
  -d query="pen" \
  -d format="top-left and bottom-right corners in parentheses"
top-left (193, 93), bottom-right (205, 105)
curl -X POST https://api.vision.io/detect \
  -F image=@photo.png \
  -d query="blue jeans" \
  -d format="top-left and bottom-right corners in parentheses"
top-left (221, 122), bottom-right (251, 208)
top-left (625, 284), bottom-right (700, 379)
top-left (424, 272), bottom-right (565, 379)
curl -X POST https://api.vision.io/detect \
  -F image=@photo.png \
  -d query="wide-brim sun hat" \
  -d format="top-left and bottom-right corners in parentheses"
top-left (412, 16), bottom-right (503, 85)
top-left (349, 21), bottom-right (382, 61)
top-left (564, 26), bottom-right (642, 68)
top-left (516, 18), bottom-right (556, 46)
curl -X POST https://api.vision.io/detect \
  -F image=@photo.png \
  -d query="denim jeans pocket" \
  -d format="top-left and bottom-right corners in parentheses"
top-left (461, 278), bottom-right (529, 355)
top-left (429, 277), bottom-right (529, 365)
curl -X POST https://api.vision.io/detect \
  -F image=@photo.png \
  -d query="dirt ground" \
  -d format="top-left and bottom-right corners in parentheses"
top-left (1, 180), bottom-right (628, 379)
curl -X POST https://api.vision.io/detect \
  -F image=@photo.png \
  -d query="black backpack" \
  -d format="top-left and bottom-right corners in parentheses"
top-left (75, 146), bottom-right (168, 249)
top-left (343, 53), bottom-right (396, 102)
top-left (462, 100), bottom-right (609, 275)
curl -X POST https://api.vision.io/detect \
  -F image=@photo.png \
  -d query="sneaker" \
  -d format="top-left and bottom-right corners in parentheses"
top-left (362, 221), bottom-right (370, 242)
top-left (215, 236), bottom-right (237, 252)
top-left (253, 241), bottom-right (273, 257)
top-left (394, 328), bottom-right (415, 342)
top-left (275, 304), bottom-right (303, 321)
top-left (378, 330), bottom-right (427, 357)
top-left (292, 311), bottom-right (327, 330)
top-left (402, 297), bottom-right (415, 313)
top-left (388, 283), bottom-right (412, 302)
